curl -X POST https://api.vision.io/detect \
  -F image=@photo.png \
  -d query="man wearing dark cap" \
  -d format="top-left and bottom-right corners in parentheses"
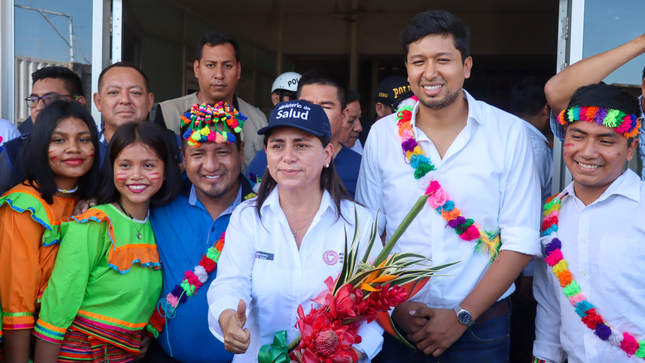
top-left (358, 76), bottom-right (413, 146)
top-left (375, 76), bottom-right (414, 119)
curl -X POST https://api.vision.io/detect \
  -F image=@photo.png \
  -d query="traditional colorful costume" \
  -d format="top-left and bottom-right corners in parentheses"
top-left (34, 203), bottom-right (162, 362)
top-left (0, 184), bottom-right (76, 359)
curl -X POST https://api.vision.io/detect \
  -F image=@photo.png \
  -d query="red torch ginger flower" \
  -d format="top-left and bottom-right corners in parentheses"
top-left (365, 284), bottom-right (409, 312)
top-left (295, 305), bottom-right (361, 363)
top-left (333, 284), bottom-right (364, 320)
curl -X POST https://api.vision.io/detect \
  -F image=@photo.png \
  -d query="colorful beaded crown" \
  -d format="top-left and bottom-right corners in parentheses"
top-left (557, 105), bottom-right (642, 139)
top-left (180, 102), bottom-right (247, 146)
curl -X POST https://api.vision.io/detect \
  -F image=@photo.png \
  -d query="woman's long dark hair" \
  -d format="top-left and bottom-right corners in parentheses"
top-left (19, 100), bottom-right (100, 204)
top-left (96, 122), bottom-right (181, 208)
top-left (254, 132), bottom-right (350, 220)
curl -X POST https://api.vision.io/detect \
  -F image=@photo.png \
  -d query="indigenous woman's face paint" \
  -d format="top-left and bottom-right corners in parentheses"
top-left (113, 142), bottom-right (165, 217)
top-left (48, 117), bottom-right (95, 189)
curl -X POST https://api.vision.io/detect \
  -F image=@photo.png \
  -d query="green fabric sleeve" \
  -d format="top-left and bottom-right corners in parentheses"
top-left (36, 219), bottom-right (108, 334)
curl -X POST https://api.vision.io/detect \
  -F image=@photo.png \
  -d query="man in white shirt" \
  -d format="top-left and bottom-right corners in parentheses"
top-left (532, 84), bottom-right (644, 363)
top-left (357, 10), bottom-right (541, 362)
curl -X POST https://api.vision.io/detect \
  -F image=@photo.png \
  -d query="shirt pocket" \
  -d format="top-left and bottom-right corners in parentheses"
top-left (598, 236), bottom-right (645, 296)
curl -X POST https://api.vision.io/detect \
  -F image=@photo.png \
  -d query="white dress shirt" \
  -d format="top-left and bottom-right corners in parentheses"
top-left (533, 169), bottom-right (645, 363)
top-left (207, 188), bottom-right (383, 363)
top-left (356, 90), bottom-right (541, 307)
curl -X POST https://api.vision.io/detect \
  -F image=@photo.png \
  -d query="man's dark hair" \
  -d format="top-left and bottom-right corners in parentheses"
top-left (400, 10), bottom-right (470, 62)
top-left (196, 32), bottom-right (240, 62)
top-left (566, 83), bottom-right (641, 144)
top-left (19, 100), bottom-right (100, 204)
top-left (347, 88), bottom-right (360, 105)
top-left (32, 66), bottom-right (84, 97)
top-left (510, 77), bottom-right (548, 119)
top-left (97, 122), bottom-right (181, 208)
top-left (98, 62), bottom-right (150, 92)
top-left (297, 70), bottom-right (348, 110)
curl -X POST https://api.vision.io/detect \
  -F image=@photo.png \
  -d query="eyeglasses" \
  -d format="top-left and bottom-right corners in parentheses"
top-left (25, 93), bottom-right (78, 108)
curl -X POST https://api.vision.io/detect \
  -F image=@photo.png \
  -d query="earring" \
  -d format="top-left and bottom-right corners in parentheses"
top-left (325, 164), bottom-right (329, 168)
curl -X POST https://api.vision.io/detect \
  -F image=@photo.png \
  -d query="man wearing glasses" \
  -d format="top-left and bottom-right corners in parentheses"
top-left (0, 66), bottom-right (85, 194)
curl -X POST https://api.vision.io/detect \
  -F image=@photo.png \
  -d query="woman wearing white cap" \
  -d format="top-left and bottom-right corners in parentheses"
top-left (207, 99), bottom-right (383, 362)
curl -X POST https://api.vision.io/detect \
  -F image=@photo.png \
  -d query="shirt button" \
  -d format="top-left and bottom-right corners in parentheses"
top-left (584, 210), bottom-right (590, 216)
top-left (582, 270), bottom-right (587, 275)
top-left (581, 239), bottom-right (586, 243)
top-left (433, 280), bottom-right (439, 285)
top-left (588, 339), bottom-right (594, 344)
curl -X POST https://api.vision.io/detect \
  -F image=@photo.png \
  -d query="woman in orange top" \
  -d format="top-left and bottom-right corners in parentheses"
top-left (0, 100), bottom-right (100, 362)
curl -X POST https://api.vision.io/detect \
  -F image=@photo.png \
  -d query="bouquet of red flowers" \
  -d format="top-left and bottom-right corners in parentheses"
top-left (258, 196), bottom-right (459, 363)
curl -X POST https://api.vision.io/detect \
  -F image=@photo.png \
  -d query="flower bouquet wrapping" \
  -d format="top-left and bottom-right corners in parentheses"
top-left (258, 195), bottom-right (459, 363)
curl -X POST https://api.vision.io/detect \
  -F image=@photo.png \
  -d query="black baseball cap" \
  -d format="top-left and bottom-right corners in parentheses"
top-left (374, 76), bottom-right (413, 109)
top-left (258, 99), bottom-right (332, 139)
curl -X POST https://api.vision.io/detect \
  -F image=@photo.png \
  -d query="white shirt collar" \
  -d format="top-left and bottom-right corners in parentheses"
top-left (189, 183), bottom-right (244, 215)
top-left (564, 169), bottom-right (641, 205)
top-left (409, 89), bottom-right (483, 130)
top-left (261, 187), bottom-right (335, 219)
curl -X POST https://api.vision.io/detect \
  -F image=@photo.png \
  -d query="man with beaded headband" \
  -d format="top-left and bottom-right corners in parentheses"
top-left (357, 10), bottom-right (541, 363)
top-left (143, 102), bottom-right (254, 363)
top-left (544, 32), bottom-right (645, 179)
top-left (533, 83), bottom-right (645, 363)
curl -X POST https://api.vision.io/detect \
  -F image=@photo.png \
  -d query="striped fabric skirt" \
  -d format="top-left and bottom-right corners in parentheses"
top-left (58, 328), bottom-right (135, 363)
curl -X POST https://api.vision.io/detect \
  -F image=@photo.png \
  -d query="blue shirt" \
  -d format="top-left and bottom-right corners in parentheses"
top-left (150, 176), bottom-right (253, 363)
top-left (245, 146), bottom-right (362, 198)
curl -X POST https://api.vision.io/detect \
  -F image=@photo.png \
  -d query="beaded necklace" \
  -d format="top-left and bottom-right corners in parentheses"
top-left (395, 97), bottom-right (501, 261)
top-left (542, 193), bottom-right (645, 359)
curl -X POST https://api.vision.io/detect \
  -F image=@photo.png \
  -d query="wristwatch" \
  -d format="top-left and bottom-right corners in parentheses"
top-left (453, 305), bottom-right (475, 327)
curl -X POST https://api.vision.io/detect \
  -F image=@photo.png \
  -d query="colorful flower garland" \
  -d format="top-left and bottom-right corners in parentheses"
top-left (180, 102), bottom-right (247, 146)
top-left (557, 105), bottom-right (642, 139)
top-left (147, 231), bottom-right (227, 338)
top-left (146, 191), bottom-right (256, 343)
top-left (395, 97), bottom-right (501, 261)
top-left (541, 193), bottom-right (645, 360)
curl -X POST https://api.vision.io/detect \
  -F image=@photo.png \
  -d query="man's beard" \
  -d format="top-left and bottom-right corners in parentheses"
top-left (196, 184), bottom-right (230, 200)
top-left (418, 88), bottom-right (461, 109)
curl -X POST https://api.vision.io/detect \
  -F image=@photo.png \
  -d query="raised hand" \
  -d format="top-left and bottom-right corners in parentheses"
top-left (220, 299), bottom-right (251, 354)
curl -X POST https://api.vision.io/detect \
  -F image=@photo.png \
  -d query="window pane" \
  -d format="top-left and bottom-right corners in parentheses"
top-left (14, 0), bottom-right (92, 122)
top-left (583, 0), bottom-right (645, 86)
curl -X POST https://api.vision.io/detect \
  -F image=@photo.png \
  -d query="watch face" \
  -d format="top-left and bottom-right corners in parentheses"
top-left (457, 310), bottom-right (472, 324)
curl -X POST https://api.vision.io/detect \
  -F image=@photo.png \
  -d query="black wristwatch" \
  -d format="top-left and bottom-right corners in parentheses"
top-left (453, 305), bottom-right (475, 327)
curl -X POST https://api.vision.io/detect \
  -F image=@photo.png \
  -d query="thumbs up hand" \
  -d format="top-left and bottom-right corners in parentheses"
top-left (219, 299), bottom-right (251, 354)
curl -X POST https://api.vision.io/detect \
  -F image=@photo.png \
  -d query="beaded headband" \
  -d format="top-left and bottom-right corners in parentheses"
top-left (180, 102), bottom-right (247, 146)
top-left (557, 105), bottom-right (642, 138)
